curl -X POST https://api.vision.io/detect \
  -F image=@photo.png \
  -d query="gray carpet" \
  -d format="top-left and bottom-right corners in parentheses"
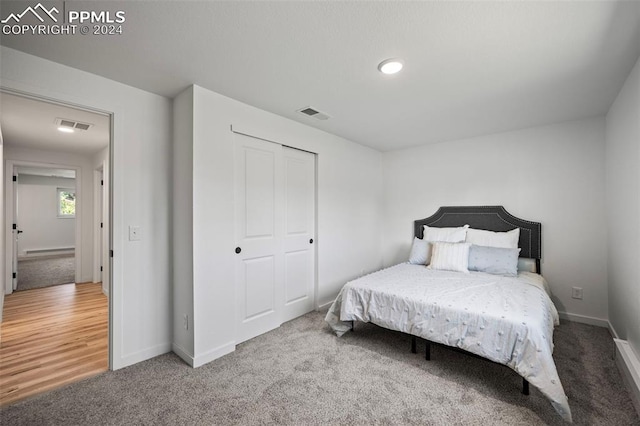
top-left (1, 311), bottom-right (638, 425)
top-left (17, 255), bottom-right (75, 291)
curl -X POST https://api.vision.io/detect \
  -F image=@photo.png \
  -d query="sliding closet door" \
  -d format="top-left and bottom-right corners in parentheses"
top-left (234, 133), bottom-right (316, 344)
top-left (234, 133), bottom-right (284, 343)
top-left (281, 147), bottom-right (315, 323)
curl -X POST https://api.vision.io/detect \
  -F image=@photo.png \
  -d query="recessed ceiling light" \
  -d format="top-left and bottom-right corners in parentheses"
top-left (378, 58), bottom-right (404, 75)
top-left (57, 126), bottom-right (75, 133)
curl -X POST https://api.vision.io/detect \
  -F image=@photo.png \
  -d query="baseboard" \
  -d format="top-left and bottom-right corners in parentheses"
top-left (172, 343), bottom-right (195, 367)
top-left (192, 341), bottom-right (235, 368)
top-left (614, 339), bottom-right (640, 416)
top-left (557, 311), bottom-right (609, 328)
top-left (316, 301), bottom-right (333, 311)
top-left (608, 322), bottom-right (620, 339)
top-left (115, 343), bottom-right (172, 370)
top-left (19, 248), bottom-right (74, 260)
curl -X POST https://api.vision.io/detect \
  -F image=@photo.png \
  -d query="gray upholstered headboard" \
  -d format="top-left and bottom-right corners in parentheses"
top-left (414, 206), bottom-right (542, 273)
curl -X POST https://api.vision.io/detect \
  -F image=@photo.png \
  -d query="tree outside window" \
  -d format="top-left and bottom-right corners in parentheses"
top-left (58, 188), bottom-right (76, 218)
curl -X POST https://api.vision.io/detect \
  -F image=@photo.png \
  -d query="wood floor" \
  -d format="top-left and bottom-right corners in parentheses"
top-left (0, 283), bottom-right (108, 406)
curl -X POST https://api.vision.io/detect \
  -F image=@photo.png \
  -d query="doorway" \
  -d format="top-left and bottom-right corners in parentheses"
top-left (14, 165), bottom-right (78, 291)
top-left (0, 91), bottom-right (111, 405)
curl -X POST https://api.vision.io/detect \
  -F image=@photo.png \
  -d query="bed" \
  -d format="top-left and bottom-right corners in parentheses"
top-left (325, 206), bottom-right (571, 422)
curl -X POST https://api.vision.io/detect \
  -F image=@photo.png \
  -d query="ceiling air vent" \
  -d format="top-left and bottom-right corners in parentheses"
top-left (297, 106), bottom-right (330, 121)
top-left (55, 118), bottom-right (93, 131)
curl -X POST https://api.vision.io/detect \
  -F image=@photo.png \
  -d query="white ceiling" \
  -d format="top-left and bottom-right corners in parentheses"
top-left (1, 1), bottom-right (639, 151)
top-left (0, 93), bottom-right (110, 155)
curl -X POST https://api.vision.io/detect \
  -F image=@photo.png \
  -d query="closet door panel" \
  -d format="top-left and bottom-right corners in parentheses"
top-left (234, 133), bottom-right (283, 343)
top-left (282, 147), bottom-right (315, 322)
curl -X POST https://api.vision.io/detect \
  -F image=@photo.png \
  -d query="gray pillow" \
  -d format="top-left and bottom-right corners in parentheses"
top-left (468, 245), bottom-right (520, 276)
top-left (408, 237), bottom-right (430, 265)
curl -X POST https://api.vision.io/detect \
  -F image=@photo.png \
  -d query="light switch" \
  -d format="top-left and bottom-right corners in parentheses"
top-left (129, 226), bottom-right (141, 241)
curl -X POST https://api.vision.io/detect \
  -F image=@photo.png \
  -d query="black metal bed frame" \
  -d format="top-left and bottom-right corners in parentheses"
top-left (354, 206), bottom-right (542, 396)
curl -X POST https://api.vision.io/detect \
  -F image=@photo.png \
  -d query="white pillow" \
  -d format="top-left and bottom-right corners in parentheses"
top-left (423, 224), bottom-right (469, 243)
top-left (428, 242), bottom-right (471, 273)
top-left (408, 237), bottom-right (430, 265)
top-left (465, 228), bottom-right (520, 249)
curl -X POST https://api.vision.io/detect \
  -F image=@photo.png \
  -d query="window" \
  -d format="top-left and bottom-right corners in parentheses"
top-left (57, 188), bottom-right (76, 218)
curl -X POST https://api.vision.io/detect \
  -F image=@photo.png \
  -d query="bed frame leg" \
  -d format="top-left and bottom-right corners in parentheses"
top-left (522, 378), bottom-right (530, 395)
top-left (425, 341), bottom-right (431, 360)
top-left (411, 336), bottom-right (417, 353)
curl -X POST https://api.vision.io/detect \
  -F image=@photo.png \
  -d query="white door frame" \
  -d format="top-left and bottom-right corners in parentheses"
top-left (11, 164), bottom-right (17, 291)
top-left (1, 86), bottom-right (113, 370)
top-left (93, 166), bottom-right (104, 285)
top-left (4, 160), bottom-right (82, 293)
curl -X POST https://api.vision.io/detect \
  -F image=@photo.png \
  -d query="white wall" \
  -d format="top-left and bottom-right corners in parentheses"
top-left (16, 174), bottom-right (75, 255)
top-left (1, 46), bottom-right (172, 369)
top-left (172, 87), bottom-right (195, 360)
top-left (173, 85), bottom-right (383, 366)
top-left (606, 55), bottom-right (640, 357)
top-left (382, 117), bottom-right (608, 323)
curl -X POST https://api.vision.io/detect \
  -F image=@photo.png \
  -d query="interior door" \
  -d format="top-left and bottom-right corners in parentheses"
top-left (281, 147), bottom-right (315, 322)
top-left (234, 133), bottom-right (284, 343)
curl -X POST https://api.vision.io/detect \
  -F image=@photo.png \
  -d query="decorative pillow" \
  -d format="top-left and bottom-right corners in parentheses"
top-left (428, 242), bottom-right (471, 273)
top-left (408, 237), bottom-right (430, 265)
top-left (419, 225), bottom-right (468, 265)
top-left (468, 245), bottom-right (520, 276)
top-left (465, 227), bottom-right (520, 249)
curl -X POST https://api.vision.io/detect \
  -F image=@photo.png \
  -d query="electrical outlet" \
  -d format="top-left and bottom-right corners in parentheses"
top-left (571, 287), bottom-right (583, 300)
top-left (129, 225), bottom-right (141, 241)
top-left (183, 314), bottom-right (189, 330)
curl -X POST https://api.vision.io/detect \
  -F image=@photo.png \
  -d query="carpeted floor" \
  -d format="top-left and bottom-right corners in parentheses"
top-left (16, 255), bottom-right (75, 291)
top-left (1, 311), bottom-right (638, 425)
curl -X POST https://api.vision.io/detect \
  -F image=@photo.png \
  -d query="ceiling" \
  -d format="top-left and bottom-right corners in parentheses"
top-left (1, 1), bottom-right (639, 151)
top-left (0, 93), bottom-right (110, 155)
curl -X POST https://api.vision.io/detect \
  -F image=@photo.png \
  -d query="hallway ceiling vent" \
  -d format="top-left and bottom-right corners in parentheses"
top-left (55, 118), bottom-right (93, 131)
top-left (297, 106), bottom-right (330, 121)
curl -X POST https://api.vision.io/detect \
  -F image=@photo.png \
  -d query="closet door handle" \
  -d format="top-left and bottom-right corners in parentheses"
top-left (235, 247), bottom-right (242, 254)
top-left (309, 239), bottom-right (314, 244)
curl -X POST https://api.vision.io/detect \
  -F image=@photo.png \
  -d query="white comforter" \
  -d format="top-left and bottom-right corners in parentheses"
top-left (325, 263), bottom-right (571, 422)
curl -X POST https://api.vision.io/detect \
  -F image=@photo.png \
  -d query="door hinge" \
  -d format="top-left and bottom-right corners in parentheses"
top-left (110, 250), bottom-right (114, 257)
top-left (100, 266), bottom-right (103, 272)
top-left (13, 272), bottom-right (17, 279)
top-left (12, 175), bottom-right (17, 182)
top-left (100, 222), bottom-right (103, 228)
top-left (101, 179), bottom-right (104, 186)
top-left (12, 223), bottom-right (17, 230)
